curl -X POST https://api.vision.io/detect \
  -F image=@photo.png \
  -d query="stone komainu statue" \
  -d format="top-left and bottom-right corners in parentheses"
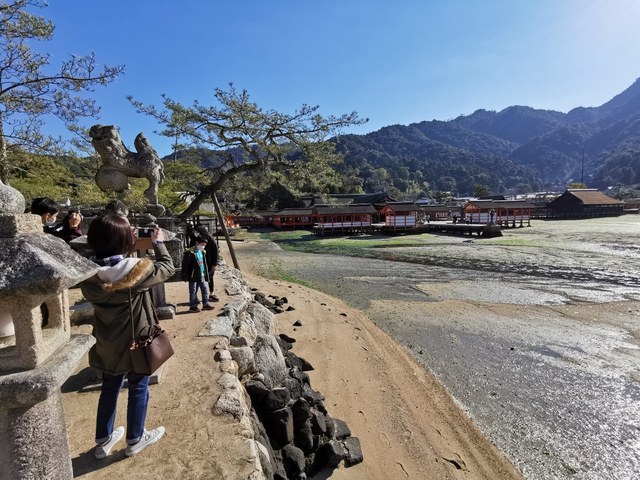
top-left (89, 125), bottom-right (165, 206)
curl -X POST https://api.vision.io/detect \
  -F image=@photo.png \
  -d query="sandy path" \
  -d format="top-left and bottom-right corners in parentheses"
top-left (64, 280), bottom-right (261, 479)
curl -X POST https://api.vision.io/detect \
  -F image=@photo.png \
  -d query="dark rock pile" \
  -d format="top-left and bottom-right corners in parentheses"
top-left (208, 269), bottom-right (363, 479)
top-left (254, 292), bottom-right (293, 314)
top-left (240, 292), bottom-right (363, 479)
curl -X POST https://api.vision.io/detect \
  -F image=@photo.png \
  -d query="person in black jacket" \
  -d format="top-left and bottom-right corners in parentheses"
top-left (187, 224), bottom-right (219, 302)
top-left (31, 197), bottom-right (82, 243)
top-left (181, 236), bottom-right (215, 313)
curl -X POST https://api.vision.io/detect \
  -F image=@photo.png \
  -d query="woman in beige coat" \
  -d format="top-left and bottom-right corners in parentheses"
top-left (80, 214), bottom-right (174, 459)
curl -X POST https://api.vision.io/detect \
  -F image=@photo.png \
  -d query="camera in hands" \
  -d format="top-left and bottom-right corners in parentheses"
top-left (138, 227), bottom-right (154, 238)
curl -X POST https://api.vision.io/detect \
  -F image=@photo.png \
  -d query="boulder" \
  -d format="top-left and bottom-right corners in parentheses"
top-left (311, 409), bottom-right (327, 435)
top-left (317, 440), bottom-right (347, 468)
top-left (244, 379), bottom-right (270, 407)
top-left (333, 418), bottom-right (351, 439)
top-left (264, 387), bottom-right (291, 412)
top-left (247, 301), bottom-right (278, 335)
top-left (230, 335), bottom-right (249, 347)
top-left (282, 444), bottom-right (306, 478)
top-left (342, 437), bottom-right (364, 467)
top-left (198, 315), bottom-right (234, 338)
top-left (263, 407), bottom-right (294, 449)
top-left (229, 346), bottom-right (255, 377)
top-left (291, 398), bottom-right (312, 425)
top-left (283, 376), bottom-right (303, 400)
top-left (294, 420), bottom-right (314, 453)
top-left (253, 335), bottom-right (288, 387)
top-left (237, 313), bottom-right (258, 345)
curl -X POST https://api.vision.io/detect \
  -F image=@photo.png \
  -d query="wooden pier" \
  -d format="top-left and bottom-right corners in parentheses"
top-left (422, 221), bottom-right (502, 237)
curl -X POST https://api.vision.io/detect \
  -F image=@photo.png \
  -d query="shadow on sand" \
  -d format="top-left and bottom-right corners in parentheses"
top-left (72, 448), bottom-right (129, 477)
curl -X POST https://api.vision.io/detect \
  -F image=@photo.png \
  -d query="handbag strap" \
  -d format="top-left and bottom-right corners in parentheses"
top-left (128, 287), bottom-right (160, 340)
top-left (128, 288), bottom-right (136, 341)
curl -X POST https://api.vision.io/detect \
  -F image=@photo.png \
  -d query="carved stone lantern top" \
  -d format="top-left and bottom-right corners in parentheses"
top-left (0, 234), bottom-right (99, 302)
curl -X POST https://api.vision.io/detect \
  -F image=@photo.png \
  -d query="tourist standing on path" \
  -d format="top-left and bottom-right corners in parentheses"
top-left (191, 224), bottom-right (219, 302)
top-left (182, 236), bottom-right (215, 312)
top-left (80, 214), bottom-right (174, 459)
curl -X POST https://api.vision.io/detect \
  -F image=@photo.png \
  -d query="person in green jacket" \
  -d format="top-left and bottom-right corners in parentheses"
top-left (80, 214), bottom-right (175, 459)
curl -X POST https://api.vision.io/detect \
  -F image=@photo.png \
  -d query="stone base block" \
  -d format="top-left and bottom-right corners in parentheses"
top-left (0, 334), bottom-right (95, 480)
top-left (155, 305), bottom-right (176, 320)
top-left (0, 213), bottom-right (42, 238)
top-left (0, 393), bottom-right (72, 480)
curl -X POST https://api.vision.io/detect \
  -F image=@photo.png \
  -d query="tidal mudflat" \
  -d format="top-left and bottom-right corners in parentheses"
top-left (237, 215), bottom-right (640, 480)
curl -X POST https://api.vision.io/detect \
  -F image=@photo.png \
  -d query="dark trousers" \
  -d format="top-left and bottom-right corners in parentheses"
top-left (95, 371), bottom-right (150, 444)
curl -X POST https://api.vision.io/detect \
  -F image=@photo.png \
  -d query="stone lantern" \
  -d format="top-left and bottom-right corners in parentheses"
top-left (0, 180), bottom-right (99, 479)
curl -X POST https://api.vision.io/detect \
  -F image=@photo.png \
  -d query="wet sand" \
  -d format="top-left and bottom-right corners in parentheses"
top-left (235, 216), bottom-right (640, 480)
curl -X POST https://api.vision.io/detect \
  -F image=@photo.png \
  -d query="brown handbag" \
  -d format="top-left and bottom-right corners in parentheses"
top-left (128, 289), bottom-right (174, 375)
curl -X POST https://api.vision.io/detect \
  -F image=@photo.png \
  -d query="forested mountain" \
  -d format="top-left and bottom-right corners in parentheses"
top-left (333, 78), bottom-right (640, 197)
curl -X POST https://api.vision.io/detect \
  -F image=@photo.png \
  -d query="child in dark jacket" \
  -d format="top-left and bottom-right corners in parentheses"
top-left (181, 238), bottom-right (215, 313)
top-left (189, 224), bottom-right (219, 302)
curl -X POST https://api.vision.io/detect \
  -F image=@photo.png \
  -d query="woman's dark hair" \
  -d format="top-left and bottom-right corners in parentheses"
top-left (31, 197), bottom-right (60, 216)
top-left (87, 214), bottom-right (135, 258)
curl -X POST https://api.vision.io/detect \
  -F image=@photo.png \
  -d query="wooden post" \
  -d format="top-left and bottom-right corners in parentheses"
top-left (212, 193), bottom-right (240, 270)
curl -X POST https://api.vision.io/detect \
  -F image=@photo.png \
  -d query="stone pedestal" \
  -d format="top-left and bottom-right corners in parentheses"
top-left (151, 283), bottom-right (176, 320)
top-left (0, 335), bottom-right (95, 480)
top-left (164, 237), bottom-right (183, 270)
top-left (0, 180), bottom-right (100, 480)
top-left (145, 204), bottom-right (166, 217)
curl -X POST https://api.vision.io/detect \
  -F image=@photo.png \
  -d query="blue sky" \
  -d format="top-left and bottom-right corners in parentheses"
top-left (38, 0), bottom-right (640, 156)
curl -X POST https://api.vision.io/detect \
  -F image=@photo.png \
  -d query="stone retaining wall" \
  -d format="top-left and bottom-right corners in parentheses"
top-left (202, 263), bottom-right (362, 480)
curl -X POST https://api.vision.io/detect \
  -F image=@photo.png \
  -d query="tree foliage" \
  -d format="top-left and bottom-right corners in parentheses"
top-left (0, 0), bottom-right (124, 183)
top-left (473, 184), bottom-right (492, 197)
top-left (128, 84), bottom-right (365, 220)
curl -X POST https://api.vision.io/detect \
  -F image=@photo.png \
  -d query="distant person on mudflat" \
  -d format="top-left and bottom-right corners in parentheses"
top-left (80, 214), bottom-right (174, 459)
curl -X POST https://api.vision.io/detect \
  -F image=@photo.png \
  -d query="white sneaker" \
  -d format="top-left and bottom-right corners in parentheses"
top-left (95, 426), bottom-right (125, 459)
top-left (125, 427), bottom-right (165, 457)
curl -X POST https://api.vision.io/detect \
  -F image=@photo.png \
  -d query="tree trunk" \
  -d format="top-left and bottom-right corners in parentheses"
top-left (0, 115), bottom-right (8, 184)
top-left (177, 190), bottom-right (209, 222)
top-left (212, 193), bottom-right (240, 270)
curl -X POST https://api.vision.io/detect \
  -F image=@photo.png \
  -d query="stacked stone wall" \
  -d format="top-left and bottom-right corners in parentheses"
top-left (202, 263), bottom-right (362, 480)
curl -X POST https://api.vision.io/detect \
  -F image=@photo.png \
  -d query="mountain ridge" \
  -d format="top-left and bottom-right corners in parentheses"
top-left (333, 77), bottom-right (640, 195)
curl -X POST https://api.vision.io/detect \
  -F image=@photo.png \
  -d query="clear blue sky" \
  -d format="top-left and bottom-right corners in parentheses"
top-left (39, 0), bottom-right (640, 156)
